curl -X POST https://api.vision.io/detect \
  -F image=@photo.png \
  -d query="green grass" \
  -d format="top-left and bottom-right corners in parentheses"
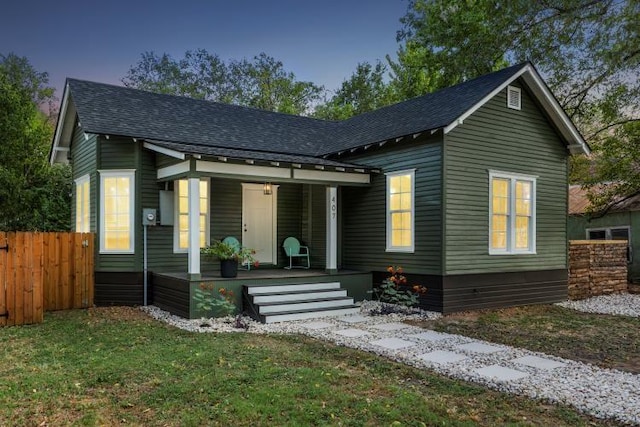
top-left (0, 307), bottom-right (617, 426)
top-left (410, 304), bottom-right (640, 374)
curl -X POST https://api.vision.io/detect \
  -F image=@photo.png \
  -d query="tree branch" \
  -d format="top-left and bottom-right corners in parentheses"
top-left (587, 118), bottom-right (640, 140)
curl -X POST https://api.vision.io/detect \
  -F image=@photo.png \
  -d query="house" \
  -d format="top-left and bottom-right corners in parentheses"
top-left (568, 185), bottom-right (637, 281)
top-left (50, 62), bottom-right (589, 318)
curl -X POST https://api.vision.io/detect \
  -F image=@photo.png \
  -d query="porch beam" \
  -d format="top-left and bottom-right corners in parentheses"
top-left (144, 142), bottom-right (186, 160)
top-left (157, 160), bottom-right (190, 180)
top-left (293, 169), bottom-right (370, 184)
top-left (196, 160), bottom-right (291, 179)
top-left (187, 177), bottom-right (201, 279)
top-left (326, 186), bottom-right (338, 273)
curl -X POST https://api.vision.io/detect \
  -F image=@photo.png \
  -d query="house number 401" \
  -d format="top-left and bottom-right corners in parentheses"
top-left (331, 196), bottom-right (337, 219)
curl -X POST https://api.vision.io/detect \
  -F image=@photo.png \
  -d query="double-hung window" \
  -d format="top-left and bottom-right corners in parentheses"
top-left (100, 170), bottom-right (135, 253)
top-left (75, 174), bottom-right (90, 233)
top-left (489, 171), bottom-right (536, 254)
top-left (175, 178), bottom-right (209, 252)
top-left (386, 169), bottom-right (415, 252)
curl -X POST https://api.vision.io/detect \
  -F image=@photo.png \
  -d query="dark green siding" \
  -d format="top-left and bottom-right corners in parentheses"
top-left (568, 212), bottom-right (640, 281)
top-left (277, 183), bottom-right (304, 267)
top-left (210, 178), bottom-right (243, 240)
top-left (340, 135), bottom-right (443, 274)
top-left (96, 137), bottom-right (139, 271)
top-left (143, 148), bottom-right (186, 271)
top-left (70, 123), bottom-right (97, 232)
top-left (301, 185), bottom-right (327, 268)
top-left (444, 81), bottom-right (568, 275)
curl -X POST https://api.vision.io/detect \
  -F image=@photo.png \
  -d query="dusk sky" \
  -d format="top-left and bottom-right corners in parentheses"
top-left (1, 0), bottom-right (408, 100)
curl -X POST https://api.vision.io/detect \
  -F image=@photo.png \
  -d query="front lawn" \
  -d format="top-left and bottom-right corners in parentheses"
top-left (409, 304), bottom-right (640, 374)
top-left (0, 307), bottom-right (616, 426)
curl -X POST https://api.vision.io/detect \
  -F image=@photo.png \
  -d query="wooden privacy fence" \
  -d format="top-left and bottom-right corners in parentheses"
top-left (0, 232), bottom-right (94, 327)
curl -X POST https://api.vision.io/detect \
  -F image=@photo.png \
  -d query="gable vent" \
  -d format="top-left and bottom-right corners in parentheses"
top-left (507, 85), bottom-right (521, 110)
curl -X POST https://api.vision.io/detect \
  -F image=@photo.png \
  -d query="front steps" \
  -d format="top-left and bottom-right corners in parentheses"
top-left (244, 282), bottom-right (359, 323)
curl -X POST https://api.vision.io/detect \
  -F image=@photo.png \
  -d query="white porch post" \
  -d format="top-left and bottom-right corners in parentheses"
top-left (187, 177), bottom-right (201, 279)
top-left (326, 185), bottom-right (338, 273)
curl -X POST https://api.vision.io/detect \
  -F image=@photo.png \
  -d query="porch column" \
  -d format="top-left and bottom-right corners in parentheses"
top-left (188, 177), bottom-right (201, 279)
top-left (326, 185), bottom-right (338, 273)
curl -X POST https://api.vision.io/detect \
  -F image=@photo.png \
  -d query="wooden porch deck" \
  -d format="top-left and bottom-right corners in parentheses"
top-left (155, 268), bottom-right (366, 281)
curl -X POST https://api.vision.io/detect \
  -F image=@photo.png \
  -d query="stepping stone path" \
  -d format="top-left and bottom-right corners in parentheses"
top-left (371, 337), bottom-right (416, 350)
top-left (456, 342), bottom-right (505, 354)
top-left (511, 355), bottom-right (567, 370)
top-left (476, 364), bottom-right (529, 382)
top-left (294, 314), bottom-right (640, 426)
top-left (418, 350), bottom-right (468, 365)
top-left (333, 328), bottom-right (370, 337)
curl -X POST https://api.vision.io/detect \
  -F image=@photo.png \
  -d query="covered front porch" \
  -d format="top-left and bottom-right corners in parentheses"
top-left (142, 140), bottom-right (376, 319)
top-left (151, 269), bottom-right (372, 319)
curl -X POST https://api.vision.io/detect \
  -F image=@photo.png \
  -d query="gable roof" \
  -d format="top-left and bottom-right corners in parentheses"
top-left (322, 63), bottom-right (528, 154)
top-left (50, 62), bottom-right (589, 165)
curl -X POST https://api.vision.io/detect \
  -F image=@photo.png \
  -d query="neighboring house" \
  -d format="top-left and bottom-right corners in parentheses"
top-left (50, 62), bottom-right (589, 317)
top-left (568, 185), bottom-right (638, 281)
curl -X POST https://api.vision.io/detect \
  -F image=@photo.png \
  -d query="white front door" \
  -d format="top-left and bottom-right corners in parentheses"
top-left (242, 183), bottom-right (277, 264)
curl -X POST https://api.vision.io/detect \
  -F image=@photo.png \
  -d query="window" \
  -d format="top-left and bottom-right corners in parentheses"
top-left (507, 85), bottom-right (522, 110)
top-left (175, 178), bottom-right (209, 252)
top-left (489, 171), bottom-right (536, 254)
top-left (386, 170), bottom-right (415, 252)
top-left (75, 175), bottom-right (90, 233)
top-left (587, 226), bottom-right (632, 262)
top-left (100, 170), bottom-right (135, 253)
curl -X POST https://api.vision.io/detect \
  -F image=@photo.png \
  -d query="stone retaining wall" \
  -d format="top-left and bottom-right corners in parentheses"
top-left (568, 240), bottom-right (628, 300)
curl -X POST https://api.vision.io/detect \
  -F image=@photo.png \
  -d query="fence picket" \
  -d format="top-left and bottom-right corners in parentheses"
top-left (13, 233), bottom-right (24, 326)
top-left (0, 232), bottom-right (6, 327)
top-left (32, 233), bottom-right (44, 324)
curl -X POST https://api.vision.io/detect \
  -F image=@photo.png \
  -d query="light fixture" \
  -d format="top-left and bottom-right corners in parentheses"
top-left (263, 182), bottom-right (272, 195)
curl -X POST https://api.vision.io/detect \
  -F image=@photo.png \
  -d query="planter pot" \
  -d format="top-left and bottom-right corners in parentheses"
top-left (220, 259), bottom-right (238, 278)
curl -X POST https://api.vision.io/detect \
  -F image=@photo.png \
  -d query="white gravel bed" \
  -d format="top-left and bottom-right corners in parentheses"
top-left (557, 293), bottom-right (640, 317)
top-left (141, 301), bottom-right (640, 425)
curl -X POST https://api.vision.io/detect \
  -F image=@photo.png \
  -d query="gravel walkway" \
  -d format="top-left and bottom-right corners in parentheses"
top-left (141, 296), bottom-right (640, 426)
top-left (557, 293), bottom-right (640, 317)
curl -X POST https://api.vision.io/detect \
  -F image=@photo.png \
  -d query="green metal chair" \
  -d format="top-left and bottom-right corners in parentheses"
top-left (283, 237), bottom-right (310, 269)
top-left (222, 236), bottom-right (251, 270)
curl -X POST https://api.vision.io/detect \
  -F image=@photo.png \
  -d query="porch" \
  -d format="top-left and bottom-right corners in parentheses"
top-left (151, 268), bottom-right (372, 320)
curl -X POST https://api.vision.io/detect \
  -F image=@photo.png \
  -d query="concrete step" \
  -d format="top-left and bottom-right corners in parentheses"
top-left (259, 297), bottom-right (355, 314)
top-left (244, 282), bottom-right (360, 323)
top-left (252, 289), bottom-right (347, 304)
top-left (246, 282), bottom-right (341, 295)
top-left (263, 306), bottom-right (360, 324)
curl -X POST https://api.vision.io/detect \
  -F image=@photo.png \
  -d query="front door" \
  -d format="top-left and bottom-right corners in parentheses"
top-left (242, 183), bottom-right (277, 264)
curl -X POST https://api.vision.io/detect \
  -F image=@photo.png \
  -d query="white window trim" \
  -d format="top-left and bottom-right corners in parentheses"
top-left (586, 226), bottom-right (631, 240)
top-left (174, 178), bottom-right (210, 253)
top-left (385, 169), bottom-right (416, 253)
top-left (99, 170), bottom-right (135, 254)
top-left (507, 85), bottom-right (522, 110)
top-left (488, 170), bottom-right (537, 255)
top-left (74, 174), bottom-right (90, 233)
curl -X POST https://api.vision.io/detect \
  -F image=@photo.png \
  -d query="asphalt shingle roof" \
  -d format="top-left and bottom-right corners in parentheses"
top-left (146, 140), bottom-right (370, 170)
top-left (66, 63), bottom-right (529, 159)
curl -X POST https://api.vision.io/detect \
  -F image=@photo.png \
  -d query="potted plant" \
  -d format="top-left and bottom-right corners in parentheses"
top-left (201, 240), bottom-right (257, 278)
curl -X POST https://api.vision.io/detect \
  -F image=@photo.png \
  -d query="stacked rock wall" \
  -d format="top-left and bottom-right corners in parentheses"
top-left (568, 240), bottom-right (628, 300)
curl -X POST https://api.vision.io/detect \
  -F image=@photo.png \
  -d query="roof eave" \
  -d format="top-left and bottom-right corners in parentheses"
top-left (50, 82), bottom-right (76, 165)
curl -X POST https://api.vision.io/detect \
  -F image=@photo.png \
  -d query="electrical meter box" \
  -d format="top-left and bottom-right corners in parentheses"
top-left (142, 208), bottom-right (157, 226)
